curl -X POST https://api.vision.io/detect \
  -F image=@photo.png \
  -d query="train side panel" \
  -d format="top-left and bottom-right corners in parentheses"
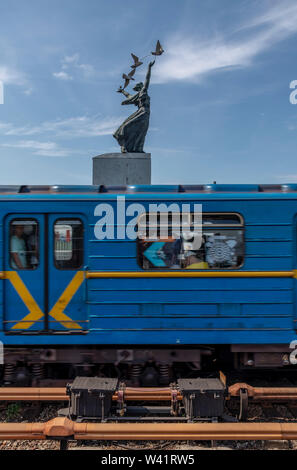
top-left (0, 195), bottom-right (296, 346)
top-left (87, 197), bottom-right (295, 345)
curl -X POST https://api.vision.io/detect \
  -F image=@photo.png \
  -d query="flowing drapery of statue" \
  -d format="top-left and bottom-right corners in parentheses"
top-left (113, 61), bottom-right (155, 153)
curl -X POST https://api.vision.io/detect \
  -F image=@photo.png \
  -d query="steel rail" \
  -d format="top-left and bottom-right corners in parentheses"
top-left (1, 418), bottom-right (297, 441)
top-left (2, 384), bottom-right (297, 402)
top-left (0, 423), bottom-right (46, 440)
top-left (0, 387), bottom-right (182, 402)
top-left (0, 387), bottom-right (68, 401)
top-left (228, 383), bottom-right (297, 401)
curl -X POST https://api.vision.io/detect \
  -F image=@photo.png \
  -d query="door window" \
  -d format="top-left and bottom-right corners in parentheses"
top-left (54, 218), bottom-right (83, 269)
top-left (9, 219), bottom-right (39, 270)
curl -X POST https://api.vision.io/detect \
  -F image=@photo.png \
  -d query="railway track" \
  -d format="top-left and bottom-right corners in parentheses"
top-left (1, 383), bottom-right (297, 447)
top-left (1, 383), bottom-right (297, 402)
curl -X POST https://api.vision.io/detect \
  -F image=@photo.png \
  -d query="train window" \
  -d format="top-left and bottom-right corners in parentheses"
top-left (54, 219), bottom-right (83, 269)
top-left (137, 213), bottom-right (244, 270)
top-left (9, 219), bottom-right (39, 270)
top-left (197, 213), bottom-right (243, 226)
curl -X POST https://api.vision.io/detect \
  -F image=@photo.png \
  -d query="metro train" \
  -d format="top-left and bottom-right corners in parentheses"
top-left (0, 182), bottom-right (297, 386)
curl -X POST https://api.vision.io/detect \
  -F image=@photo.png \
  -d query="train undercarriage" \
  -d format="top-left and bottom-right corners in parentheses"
top-left (0, 344), bottom-right (294, 387)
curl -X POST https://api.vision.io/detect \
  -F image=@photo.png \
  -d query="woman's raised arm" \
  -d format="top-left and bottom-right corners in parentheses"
top-left (143, 60), bottom-right (155, 91)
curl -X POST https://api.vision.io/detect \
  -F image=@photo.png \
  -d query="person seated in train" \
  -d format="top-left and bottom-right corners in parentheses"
top-left (184, 250), bottom-right (209, 269)
top-left (25, 226), bottom-right (39, 268)
top-left (165, 238), bottom-right (182, 268)
top-left (10, 224), bottom-right (28, 270)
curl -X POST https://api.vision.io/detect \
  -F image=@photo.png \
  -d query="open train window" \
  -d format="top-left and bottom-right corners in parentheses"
top-left (54, 219), bottom-right (83, 269)
top-left (9, 219), bottom-right (39, 270)
top-left (137, 212), bottom-right (244, 270)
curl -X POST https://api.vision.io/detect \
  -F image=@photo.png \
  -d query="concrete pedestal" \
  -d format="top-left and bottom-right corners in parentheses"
top-left (92, 153), bottom-right (151, 185)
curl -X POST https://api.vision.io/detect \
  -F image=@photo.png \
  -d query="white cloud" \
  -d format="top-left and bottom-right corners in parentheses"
top-left (0, 115), bottom-right (122, 138)
top-left (276, 174), bottom-right (297, 182)
top-left (53, 53), bottom-right (94, 81)
top-left (0, 65), bottom-right (26, 86)
top-left (77, 63), bottom-right (94, 77)
top-left (35, 148), bottom-right (72, 157)
top-left (1, 140), bottom-right (72, 157)
top-left (154, 2), bottom-right (297, 84)
top-left (63, 54), bottom-right (80, 64)
top-left (0, 122), bottom-right (12, 132)
top-left (241, 2), bottom-right (297, 32)
top-left (3, 140), bottom-right (56, 150)
top-left (24, 87), bottom-right (33, 95)
top-left (53, 71), bottom-right (73, 81)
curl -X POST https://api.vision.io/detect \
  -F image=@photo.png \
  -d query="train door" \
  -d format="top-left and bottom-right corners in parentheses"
top-left (3, 213), bottom-right (87, 332)
top-left (4, 214), bottom-right (45, 331)
top-left (47, 214), bottom-right (87, 331)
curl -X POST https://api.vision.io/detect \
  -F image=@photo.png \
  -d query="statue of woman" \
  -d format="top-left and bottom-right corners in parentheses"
top-left (113, 60), bottom-right (155, 153)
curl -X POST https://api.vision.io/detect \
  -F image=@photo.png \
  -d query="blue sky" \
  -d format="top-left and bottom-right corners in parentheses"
top-left (1, 0), bottom-right (297, 185)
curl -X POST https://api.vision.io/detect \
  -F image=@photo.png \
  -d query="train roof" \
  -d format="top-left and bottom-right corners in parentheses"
top-left (0, 183), bottom-right (297, 195)
top-left (1, 183), bottom-right (297, 195)
top-left (1, 184), bottom-right (297, 203)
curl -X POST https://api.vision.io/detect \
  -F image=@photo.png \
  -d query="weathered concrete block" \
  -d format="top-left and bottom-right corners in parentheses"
top-left (92, 153), bottom-right (151, 185)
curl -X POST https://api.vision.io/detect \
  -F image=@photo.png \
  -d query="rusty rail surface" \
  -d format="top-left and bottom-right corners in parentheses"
top-left (0, 388), bottom-right (68, 401)
top-left (2, 384), bottom-right (297, 402)
top-left (228, 383), bottom-right (297, 401)
top-left (0, 387), bottom-right (183, 402)
top-left (1, 418), bottom-right (297, 441)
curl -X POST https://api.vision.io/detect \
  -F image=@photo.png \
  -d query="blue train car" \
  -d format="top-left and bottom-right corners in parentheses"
top-left (1, 183), bottom-right (297, 385)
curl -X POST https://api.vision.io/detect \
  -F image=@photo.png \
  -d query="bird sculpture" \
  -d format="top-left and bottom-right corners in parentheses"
top-left (122, 69), bottom-right (136, 89)
top-left (131, 53), bottom-right (143, 69)
top-left (152, 40), bottom-right (164, 56)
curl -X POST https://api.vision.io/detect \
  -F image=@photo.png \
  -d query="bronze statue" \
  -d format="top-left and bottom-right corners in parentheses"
top-left (113, 60), bottom-right (155, 153)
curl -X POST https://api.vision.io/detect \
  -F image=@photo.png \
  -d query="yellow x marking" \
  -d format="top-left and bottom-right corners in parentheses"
top-left (4, 271), bottom-right (84, 330)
